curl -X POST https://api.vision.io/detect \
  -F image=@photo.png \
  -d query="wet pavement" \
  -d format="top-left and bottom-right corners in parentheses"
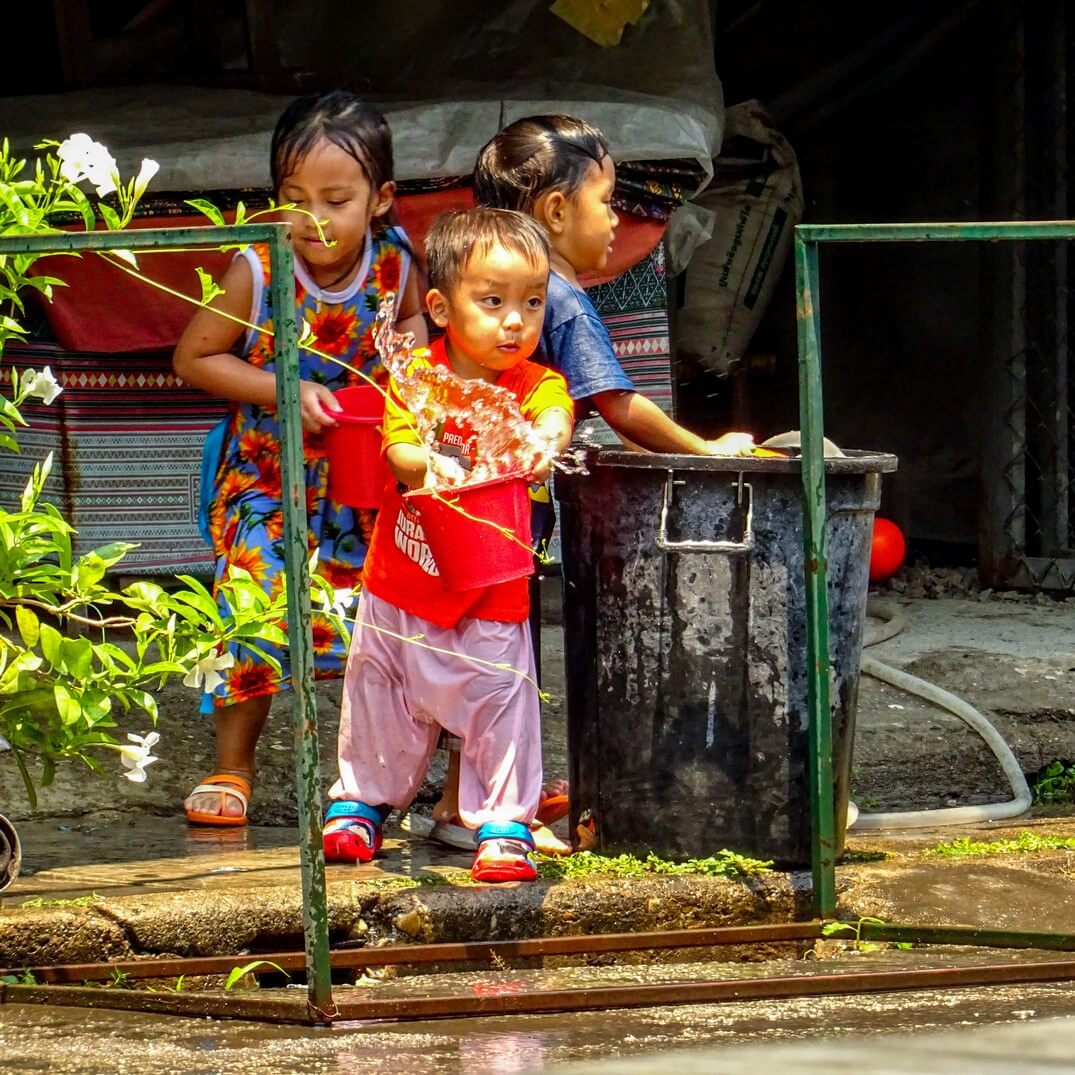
top-left (2, 592), bottom-right (1075, 1068)
top-left (3, 965), bottom-right (1075, 1073)
top-left (4, 815), bottom-right (473, 902)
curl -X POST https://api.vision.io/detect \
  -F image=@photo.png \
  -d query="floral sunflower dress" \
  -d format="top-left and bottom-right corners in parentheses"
top-left (205, 227), bottom-right (411, 706)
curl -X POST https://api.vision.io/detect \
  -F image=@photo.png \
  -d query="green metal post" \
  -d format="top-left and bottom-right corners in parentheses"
top-left (267, 228), bottom-right (334, 1020)
top-left (794, 231), bottom-right (837, 917)
top-left (0, 223), bottom-right (336, 1014)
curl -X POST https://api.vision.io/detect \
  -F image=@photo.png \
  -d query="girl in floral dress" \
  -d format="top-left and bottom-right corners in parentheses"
top-left (174, 90), bottom-right (427, 824)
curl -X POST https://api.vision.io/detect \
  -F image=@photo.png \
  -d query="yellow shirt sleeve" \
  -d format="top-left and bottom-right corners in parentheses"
top-left (519, 367), bottom-right (574, 424)
top-left (380, 358), bottom-right (429, 453)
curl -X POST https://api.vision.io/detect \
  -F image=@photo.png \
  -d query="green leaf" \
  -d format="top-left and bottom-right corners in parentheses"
top-left (128, 690), bottom-right (158, 720)
top-left (185, 199), bottom-right (225, 226)
top-left (15, 605), bottom-right (39, 647)
top-left (65, 184), bottom-right (97, 231)
top-left (195, 266), bottom-right (225, 305)
top-left (97, 202), bottom-right (121, 231)
top-left (0, 185), bottom-right (31, 227)
top-left (223, 960), bottom-right (288, 990)
top-left (22, 274), bottom-right (65, 294)
top-left (92, 642), bottom-right (137, 671)
top-left (73, 542), bottom-right (136, 590)
top-left (170, 588), bottom-right (221, 621)
top-left (39, 623), bottom-right (62, 667)
top-left (80, 689), bottom-right (112, 723)
top-left (136, 660), bottom-right (190, 679)
top-left (53, 683), bottom-right (82, 725)
top-left (122, 580), bottom-right (167, 609)
top-left (0, 650), bottom-right (43, 694)
top-left (61, 636), bottom-right (94, 680)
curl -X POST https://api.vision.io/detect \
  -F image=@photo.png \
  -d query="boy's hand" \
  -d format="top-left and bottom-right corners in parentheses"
top-left (299, 381), bottom-right (341, 433)
top-left (528, 450), bottom-right (555, 484)
top-left (424, 451), bottom-right (467, 488)
top-left (526, 417), bottom-right (569, 483)
top-left (705, 431), bottom-right (755, 456)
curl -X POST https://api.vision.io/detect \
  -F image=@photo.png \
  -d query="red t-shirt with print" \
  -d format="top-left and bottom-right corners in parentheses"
top-left (362, 338), bottom-right (572, 628)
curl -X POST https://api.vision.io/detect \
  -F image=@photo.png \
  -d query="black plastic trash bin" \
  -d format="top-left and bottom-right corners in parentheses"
top-left (555, 448), bottom-right (897, 866)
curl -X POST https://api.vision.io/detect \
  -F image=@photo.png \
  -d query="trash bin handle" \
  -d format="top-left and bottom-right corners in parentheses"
top-left (655, 472), bottom-right (754, 555)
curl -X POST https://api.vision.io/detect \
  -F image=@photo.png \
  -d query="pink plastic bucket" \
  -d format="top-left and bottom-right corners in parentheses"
top-left (325, 385), bottom-right (389, 509)
top-left (405, 473), bottom-right (534, 592)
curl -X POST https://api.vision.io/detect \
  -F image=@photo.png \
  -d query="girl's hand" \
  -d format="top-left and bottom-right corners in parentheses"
top-left (299, 382), bottom-right (341, 433)
top-left (705, 431), bottom-right (755, 456)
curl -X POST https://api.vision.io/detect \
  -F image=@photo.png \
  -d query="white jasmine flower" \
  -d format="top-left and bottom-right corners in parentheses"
top-left (0, 733), bottom-right (10, 752)
top-left (56, 133), bottom-right (118, 197)
top-left (118, 731), bottom-right (160, 783)
top-left (22, 366), bottom-right (63, 405)
top-left (320, 585), bottom-right (358, 620)
top-left (132, 157), bottom-right (159, 201)
top-left (182, 651), bottom-right (235, 694)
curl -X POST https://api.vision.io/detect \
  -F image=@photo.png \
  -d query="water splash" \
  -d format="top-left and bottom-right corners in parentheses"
top-left (373, 297), bottom-right (577, 489)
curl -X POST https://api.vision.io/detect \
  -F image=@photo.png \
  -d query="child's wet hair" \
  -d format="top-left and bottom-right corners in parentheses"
top-left (473, 115), bottom-right (609, 214)
top-left (425, 207), bottom-right (550, 294)
top-left (270, 89), bottom-right (394, 194)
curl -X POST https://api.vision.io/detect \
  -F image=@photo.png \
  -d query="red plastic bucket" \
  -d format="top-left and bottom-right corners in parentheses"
top-left (405, 473), bottom-right (534, 592)
top-left (325, 385), bottom-right (389, 509)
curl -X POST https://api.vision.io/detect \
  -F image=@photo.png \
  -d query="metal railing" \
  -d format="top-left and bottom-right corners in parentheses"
top-left (0, 224), bottom-right (332, 1018)
top-left (796, 218), bottom-right (1075, 912)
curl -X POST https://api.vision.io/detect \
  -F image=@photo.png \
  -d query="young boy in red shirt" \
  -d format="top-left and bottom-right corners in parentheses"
top-left (322, 207), bottom-right (574, 882)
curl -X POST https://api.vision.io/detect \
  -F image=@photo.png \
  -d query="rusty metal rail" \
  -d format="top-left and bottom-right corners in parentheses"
top-left (6, 952), bottom-right (1075, 1026)
top-left (7, 921), bottom-right (1075, 991)
top-left (1, 922), bottom-right (823, 984)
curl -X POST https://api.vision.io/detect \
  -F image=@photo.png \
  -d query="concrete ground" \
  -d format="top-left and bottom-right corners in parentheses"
top-left (0, 582), bottom-right (1074, 967)
top-left (2, 582), bottom-right (1075, 1073)
top-left (5, 975), bottom-right (1075, 1074)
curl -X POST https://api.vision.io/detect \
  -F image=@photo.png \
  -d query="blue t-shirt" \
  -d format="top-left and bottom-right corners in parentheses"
top-left (541, 271), bottom-right (635, 403)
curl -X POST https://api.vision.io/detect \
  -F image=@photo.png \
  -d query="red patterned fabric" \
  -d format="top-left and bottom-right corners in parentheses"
top-left (30, 199), bottom-right (665, 354)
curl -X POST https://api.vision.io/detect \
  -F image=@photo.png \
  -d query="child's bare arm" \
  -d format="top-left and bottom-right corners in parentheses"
top-left (173, 258), bottom-right (339, 432)
top-left (174, 258), bottom-right (271, 404)
top-left (591, 390), bottom-right (753, 456)
top-left (386, 442), bottom-right (430, 488)
top-left (530, 406), bottom-right (574, 482)
top-left (394, 265), bottom-right (429, 346)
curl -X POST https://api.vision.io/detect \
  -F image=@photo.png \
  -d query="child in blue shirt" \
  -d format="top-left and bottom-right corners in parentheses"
top-left (474, 113), bottom-right (754, 455)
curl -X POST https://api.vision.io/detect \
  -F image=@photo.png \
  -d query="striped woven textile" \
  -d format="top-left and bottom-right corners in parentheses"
top-left (576, 242), bottom-right (673, 448)
top-left (0, 344), bottom-right (225, 575)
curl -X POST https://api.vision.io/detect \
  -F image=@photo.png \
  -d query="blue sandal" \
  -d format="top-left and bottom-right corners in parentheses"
top-left (471, 821), bottom-right (538, 883)
top-left (323, 801), bottom-right (386, 863)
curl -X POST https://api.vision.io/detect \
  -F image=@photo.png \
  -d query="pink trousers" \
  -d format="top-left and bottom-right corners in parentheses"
top-left (328, 591), bottom-right (542, 829)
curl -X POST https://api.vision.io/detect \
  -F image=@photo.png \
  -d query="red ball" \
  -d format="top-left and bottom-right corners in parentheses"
top-left (869, 517), bottom-right (906, 582)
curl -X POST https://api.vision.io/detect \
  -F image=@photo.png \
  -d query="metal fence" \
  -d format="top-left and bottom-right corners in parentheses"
top-left (982, 1), bottom-right (1075, 591)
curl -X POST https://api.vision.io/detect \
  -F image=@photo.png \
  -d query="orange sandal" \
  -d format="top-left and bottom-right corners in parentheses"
top-left (185, 773), bottom-right (251, 827)
top-left (535, 785), bottom-right (569, 826)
